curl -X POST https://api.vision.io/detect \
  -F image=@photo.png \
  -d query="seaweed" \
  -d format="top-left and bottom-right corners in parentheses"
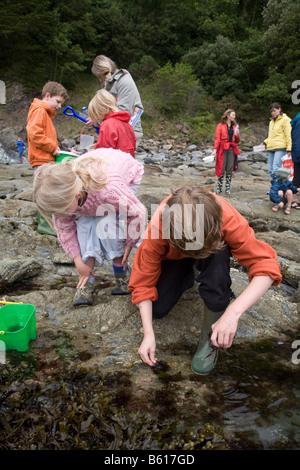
top-left (0, 362), bottom-right (228, 450)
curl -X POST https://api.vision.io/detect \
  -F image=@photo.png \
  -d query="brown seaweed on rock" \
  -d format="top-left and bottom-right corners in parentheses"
top-left (0, 363), bottom-right (228, 450)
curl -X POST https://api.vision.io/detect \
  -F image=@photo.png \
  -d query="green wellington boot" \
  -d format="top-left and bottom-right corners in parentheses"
top-left (191, 306), bottom-right (225, 375)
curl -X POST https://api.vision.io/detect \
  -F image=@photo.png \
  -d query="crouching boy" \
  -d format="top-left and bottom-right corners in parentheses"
top-left (128, 185), bottom-right (282, 375)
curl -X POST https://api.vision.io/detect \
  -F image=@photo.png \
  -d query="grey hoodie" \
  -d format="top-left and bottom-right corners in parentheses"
top-left (105, 69), bottom-right (143, 140)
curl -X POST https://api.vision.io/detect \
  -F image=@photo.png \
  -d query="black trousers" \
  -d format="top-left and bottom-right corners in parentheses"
top-left (152, 245), bottom-right (233, 319)
top-left (292, 162), bottom-right (300, 188)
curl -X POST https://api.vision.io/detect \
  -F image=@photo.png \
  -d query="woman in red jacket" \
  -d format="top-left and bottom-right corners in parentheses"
top-left (88, 89), bottom-right (136, 158)
top-left (212, 109), bottom-right (240, 195)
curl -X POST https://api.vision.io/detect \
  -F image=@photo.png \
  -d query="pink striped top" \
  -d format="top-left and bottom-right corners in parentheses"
top-left (53, 148), bottom-right (145, 259)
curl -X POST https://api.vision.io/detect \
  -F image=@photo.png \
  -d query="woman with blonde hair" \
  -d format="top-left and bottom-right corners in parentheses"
top-left (212, 109), bottom-right (240, 195)
top-left (91, 55), bottom-right (143, 146)
top-left (88, 89), bottom-right (136, 157)
top-left (33, 148), bottom-right (145, 306)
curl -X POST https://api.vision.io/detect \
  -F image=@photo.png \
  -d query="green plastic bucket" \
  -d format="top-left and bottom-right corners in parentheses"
top-left (55, 151), bottom-right (78, 163)
top-left (0, 304), bottom-right (36, 352)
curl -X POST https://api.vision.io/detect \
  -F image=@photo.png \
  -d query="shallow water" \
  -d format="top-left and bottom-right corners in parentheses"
top-left (2, 327), bottom-right (300, 450)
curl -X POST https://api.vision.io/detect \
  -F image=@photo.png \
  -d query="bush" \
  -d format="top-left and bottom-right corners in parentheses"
top-left (130, 55), bottom-right (160, 81)
top-left (150, 62), bottom-right (207, 117)
top-left (251, 67), bottom-right (291, 105)
top-left (186, 112), bottom-right (216, 141)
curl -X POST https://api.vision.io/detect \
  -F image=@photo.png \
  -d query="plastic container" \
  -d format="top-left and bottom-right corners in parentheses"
top-left (0, 304), bottom-right (36, 352)
top-left (79, 134), bottom-right (95, 150)
top-left (203, 155), bottom-right (215, 163)
top-left (80, 106), bottom-right (88, 117)
top-left (55, 151), bottom-right (78, 163)
top-left (281, 154), bottom-right (294, 181)
top-left (253, 144), bottom-right (265, 152)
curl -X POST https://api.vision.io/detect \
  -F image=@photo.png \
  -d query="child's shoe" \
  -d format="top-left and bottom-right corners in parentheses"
top-left (111, 265), bottom-right (131, 295)
top-left (73, 283), bottom-right (95, 306)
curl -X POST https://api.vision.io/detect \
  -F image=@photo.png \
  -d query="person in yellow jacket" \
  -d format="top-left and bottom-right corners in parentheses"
top-left (263, 102), bottom-right (291, 179)
top-left (26, 81), bottom-right (68, 169)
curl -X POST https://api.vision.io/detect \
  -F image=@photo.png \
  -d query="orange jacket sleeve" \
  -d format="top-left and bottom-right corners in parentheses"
top-left (218, 196), bottom-right (281, 284)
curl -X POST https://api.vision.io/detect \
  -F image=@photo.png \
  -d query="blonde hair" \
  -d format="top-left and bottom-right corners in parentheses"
top-left (221, 109), bottom-right (236, 124)
top-left (88, 89), bottom-right (118, 122)
top-left (91, 55), bottom-right (117, 78)
top-left (33, 155), bottom-right (109, 216)
top-left (161, 185), bottom-right (224, 258)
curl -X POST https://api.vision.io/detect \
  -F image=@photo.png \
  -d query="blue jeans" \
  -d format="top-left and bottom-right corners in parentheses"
top-left (268, 150), bottom-right (286, 179)
top-left (77, 182), bottom-right (141, 266)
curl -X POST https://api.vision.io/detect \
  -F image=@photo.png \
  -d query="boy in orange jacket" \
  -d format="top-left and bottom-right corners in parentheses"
top-left (128, 185), bottom-right (282, 375)
top-left (26, 81), bottom-right (68, 169)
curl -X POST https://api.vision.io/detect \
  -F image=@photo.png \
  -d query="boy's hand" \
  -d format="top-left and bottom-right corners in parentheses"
top-left (53, 147), bottom-right (60, 156)
top-left (138, 335), bottom-right (157, 366)
top-left (211, 309), bottom-right (239, 349)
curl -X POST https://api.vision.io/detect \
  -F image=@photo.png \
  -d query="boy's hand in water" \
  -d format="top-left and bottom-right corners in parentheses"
top-left (138, 334), bottom-right (158, 366)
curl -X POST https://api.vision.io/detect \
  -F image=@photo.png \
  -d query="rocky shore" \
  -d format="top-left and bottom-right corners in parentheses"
top-left (0, 84), bottom-right (300, 448)
top-left (0, 136), bottom-right (299, 354)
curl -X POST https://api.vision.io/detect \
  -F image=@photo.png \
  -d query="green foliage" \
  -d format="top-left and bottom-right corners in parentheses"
top-left (186, 112), bottom-right (216, 141)
top-left (251, 67), bottom-right (291, 104)
top-left (261, 0), bottom-right (300, 87)
top-left (129, 55), bottom-right (160, 82)
top-left (0, 0), bottom-right (299, 107)
top-left (182, 36), bottom-right (246, 99)
top-left (150, 62), bottom-right (207, 117)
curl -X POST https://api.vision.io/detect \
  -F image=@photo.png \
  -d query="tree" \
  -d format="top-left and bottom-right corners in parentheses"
top-left (257, 0), bottom-right (300, 104)
top-left (182, 36), bottom-right (247, 99)
top-left (150, 62), bottom-right (206, 116)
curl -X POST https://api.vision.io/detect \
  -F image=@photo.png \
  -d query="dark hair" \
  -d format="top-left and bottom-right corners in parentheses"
top-left (269, 102), bottom-right (281, 110)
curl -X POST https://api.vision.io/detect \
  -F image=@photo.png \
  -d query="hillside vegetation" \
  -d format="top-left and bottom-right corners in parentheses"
top-left (1, 0), bottom-right (300, 137)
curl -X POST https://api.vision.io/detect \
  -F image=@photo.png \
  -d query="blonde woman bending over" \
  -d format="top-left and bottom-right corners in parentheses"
top-left (91, 55), bottom-right (143, 146)
top-left (33, 148), bottom-right (145, 306)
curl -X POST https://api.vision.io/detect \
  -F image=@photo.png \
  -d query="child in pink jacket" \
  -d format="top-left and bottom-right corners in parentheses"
top-left (33, 148), bottom-right (145, 306)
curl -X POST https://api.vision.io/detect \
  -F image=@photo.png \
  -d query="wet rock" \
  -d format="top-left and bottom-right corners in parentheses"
top-left (0, 258), bottom-right (42, 291)
top-left (0, 115), bottom-right (299, 379)
top-left (0, 143), bottom-right (11, 164)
